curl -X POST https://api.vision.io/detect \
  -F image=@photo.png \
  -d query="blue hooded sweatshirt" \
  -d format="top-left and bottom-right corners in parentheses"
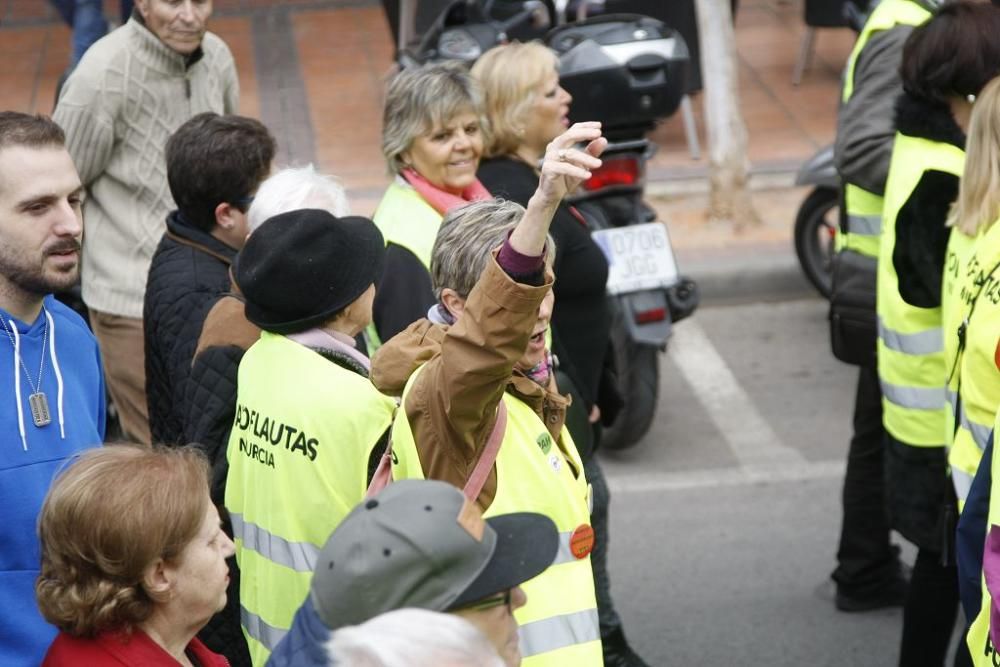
top-left (266, 596), bottom-right (332, 667)
top-left (0, 296), bottom-right (105, 666)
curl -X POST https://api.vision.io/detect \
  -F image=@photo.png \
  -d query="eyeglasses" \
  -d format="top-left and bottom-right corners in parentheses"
top-left (454, 589), bottom-right (513, 613)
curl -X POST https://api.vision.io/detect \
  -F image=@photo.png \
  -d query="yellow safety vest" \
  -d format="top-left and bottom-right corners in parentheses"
top-left (225, 332), bottom-right (396, 666)
top-left (365, 181), bottom-right (444, 352)
top-left (838, 0), bottom-right (931, 258)
top-left (391, 366), bottom-right (603, 667)
top-left (948, 220), bottom-right (1000, 503)
top-left (944, 228), bottom-right (977, 439)
top-left (876, 134), bottom-right (965, 446)
top-left (965, 408), bottom-right (1000, 665)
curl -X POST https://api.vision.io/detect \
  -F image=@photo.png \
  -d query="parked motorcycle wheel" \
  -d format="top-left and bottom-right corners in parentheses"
top-left (793, 186), bottom-right (839, 299)
top-left (601, 316), bottom-right (659, 451)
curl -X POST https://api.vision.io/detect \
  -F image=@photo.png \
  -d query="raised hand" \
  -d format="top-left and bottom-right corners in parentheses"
top-left (509, 123), bottom-right (606, 258)
top-left (535, 122), bottom-right (607, 208)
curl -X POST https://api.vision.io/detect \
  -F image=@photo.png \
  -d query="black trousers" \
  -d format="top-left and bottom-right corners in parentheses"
top-left (832, 365), bottom-right (900, 597)
top-left (899, 548), bottom-right (969, 667)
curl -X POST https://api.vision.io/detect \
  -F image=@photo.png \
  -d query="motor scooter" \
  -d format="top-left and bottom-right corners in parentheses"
top-left (386, 0), bottom-right (699, 450)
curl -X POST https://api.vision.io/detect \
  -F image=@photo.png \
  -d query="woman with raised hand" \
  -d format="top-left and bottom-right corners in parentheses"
top-left (37, 445), bottom-right (233, 666)
top-left (372, 122), bottom-right (607, 667)
top-left (471, 42), bottom-right (645, 667)
top-left (369, 61), bottom-right (492, 351)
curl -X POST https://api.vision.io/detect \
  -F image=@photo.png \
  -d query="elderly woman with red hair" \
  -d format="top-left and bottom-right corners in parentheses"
top-left (36, 445), bottom-right (234, 666)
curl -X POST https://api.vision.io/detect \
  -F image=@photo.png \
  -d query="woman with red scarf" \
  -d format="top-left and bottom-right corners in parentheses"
top-left (368, 62), bottom-right (492, 351)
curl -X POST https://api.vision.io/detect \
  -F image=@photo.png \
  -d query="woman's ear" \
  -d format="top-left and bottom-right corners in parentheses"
top-left (141, 558), bottom-right (172, 602)
top-left (440, 288), bottom-right (466, 319)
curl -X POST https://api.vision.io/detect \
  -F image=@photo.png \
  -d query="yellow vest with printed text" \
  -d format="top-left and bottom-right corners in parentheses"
top-left (366, 181), bottom-right (444, 352)
top-left (225, 332), bottom-right (396, 666)
top-left (391, 365), bottom-right (603, 667)
top-left (965, 408), bottom-right (1000, 665)
top-left (876, 134), bottom-right (964, 446)
top-left (947, 220), bottom-right (1000, 504)
top-left (838, 0), bottom-right (931, 258)
top-left (943, 228), bottom-right (977, 445)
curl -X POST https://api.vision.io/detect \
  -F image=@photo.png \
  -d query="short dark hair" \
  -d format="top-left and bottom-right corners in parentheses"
top-left (165, 113), bottom-right (276, 233)
top-left (0, 112), bottom-right (65, 151)
top-left (900, 1), bottom-right (1000, 106)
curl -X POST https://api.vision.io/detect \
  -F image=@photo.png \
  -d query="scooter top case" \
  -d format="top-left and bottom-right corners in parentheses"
top-left (547, 14), bottom-right (690, 141)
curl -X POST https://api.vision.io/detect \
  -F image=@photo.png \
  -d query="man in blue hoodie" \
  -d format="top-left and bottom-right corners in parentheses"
top-left (0, 112), bottom-right (106, 666)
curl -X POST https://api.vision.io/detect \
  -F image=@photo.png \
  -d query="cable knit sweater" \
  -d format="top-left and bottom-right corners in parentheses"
top-left (54, 17), bottom-right (239, 318)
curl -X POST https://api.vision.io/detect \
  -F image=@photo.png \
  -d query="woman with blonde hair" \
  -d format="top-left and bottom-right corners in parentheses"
top-left (37, 445), bottom-right (234, 666)
top-left (470, 42), bottom-right (642, 667)
top-left (944, 75), bottom-right (1000, 506)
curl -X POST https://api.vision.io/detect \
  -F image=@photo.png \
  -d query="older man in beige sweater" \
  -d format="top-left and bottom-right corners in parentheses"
top-left (54, 0), bottom-right (238, 443)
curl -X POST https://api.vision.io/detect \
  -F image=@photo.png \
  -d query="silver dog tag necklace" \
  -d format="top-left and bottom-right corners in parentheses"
top-left (2, 312), bottom-right (51, 428)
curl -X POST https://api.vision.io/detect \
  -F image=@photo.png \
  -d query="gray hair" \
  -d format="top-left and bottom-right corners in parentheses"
top-left (430, 199), bottom-right (554, 299)
top-left (247, 165), bottom-right (350, 233)
top-left (326, 608), bottom-right (504, 667)
top-left (381, 61), bottom-right (486, 176)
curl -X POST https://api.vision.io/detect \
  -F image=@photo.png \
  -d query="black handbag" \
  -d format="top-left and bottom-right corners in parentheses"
top-left (829, 248), bottom-right (878, 367)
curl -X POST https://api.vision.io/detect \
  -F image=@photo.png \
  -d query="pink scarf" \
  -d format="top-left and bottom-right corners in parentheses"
top-left (402, 168), bottom-right (492, 215)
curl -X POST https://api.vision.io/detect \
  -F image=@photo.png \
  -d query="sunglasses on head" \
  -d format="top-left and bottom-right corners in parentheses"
top-left (454, 589), bottom-right (513, 613)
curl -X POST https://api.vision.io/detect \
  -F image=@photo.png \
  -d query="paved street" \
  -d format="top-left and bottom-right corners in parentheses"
top-left (599, 296), bottom-right (933, 666)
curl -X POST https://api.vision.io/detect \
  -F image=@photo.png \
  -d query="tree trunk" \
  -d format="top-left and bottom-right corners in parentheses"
top-left (694, 0), bottom-right (760, 229)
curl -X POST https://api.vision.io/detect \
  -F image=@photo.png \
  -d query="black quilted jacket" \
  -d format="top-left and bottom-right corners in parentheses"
top-left (144, 212), bottom-right (237, 446)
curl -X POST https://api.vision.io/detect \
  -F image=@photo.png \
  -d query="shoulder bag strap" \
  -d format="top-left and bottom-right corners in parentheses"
top-left (463, 400), bottom-right (508, 502)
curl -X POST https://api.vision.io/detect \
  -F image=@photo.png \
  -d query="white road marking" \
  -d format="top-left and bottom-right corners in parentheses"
top-left (606, 459), bottom-right (845, 494)
top-left (667, 319), bottom-right (806, 467)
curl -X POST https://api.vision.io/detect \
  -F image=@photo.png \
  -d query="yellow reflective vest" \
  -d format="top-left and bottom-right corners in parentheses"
top-left (965, 408), bottom-right (1000, 665)
top-left (947, 220), bottom-right (1000, 503)
top-left (225, 332), bottom-right (396, 666)
top-left (366, 181), bottom-right (444, 352)
top-left (838, 0), bottom-right (931, 258)
top-left (876, 134), bottom-right (964, 446)
top-left (943, 227), bottom-right (977, 442)
top-left (391, 366), bottom-right (603, 667)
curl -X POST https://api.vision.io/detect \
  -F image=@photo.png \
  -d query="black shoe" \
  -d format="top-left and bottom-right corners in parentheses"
top-left (602, 627), bottom-right (651, 667)
top-left (834, 575), bottom-right (907, 612)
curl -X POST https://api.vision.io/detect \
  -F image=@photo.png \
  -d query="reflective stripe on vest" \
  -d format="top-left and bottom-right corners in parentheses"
top-left (367, 181), bottom-right (444, 353)
top-left (952, 467), bottom-right (974, 509)
top-left (961, 406), bottom-right (994, 453)
top-left (847, 213), bottom-right (881, 237)
top-left (840, 184), bottom-right (883, 258)
top-left (230, 512), bottom-right (319, 573)
top-left (880, 380), bottom-right (946, 411)
top-left (877, 133), bottom-right (964, 445)
top-left (877, 315), bottom-right (943, 355)
top-left (841, 0), bottom-right (931, 102)
top-left (226, 332), bottom-right (396, 666)
top-left (241, 604), bottom-right (287, 652)
top-left (519, 609), bottom-right (602, 659)
top-left (950, 402), bottom-right (992, 504)
top-left (390, 365), bottom-right (602, 666)
top-left (965, 409), bottom-right (1000, 665)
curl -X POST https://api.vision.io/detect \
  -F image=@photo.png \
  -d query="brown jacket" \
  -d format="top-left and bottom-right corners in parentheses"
top-left (370, 256), bottom-right (570, 511)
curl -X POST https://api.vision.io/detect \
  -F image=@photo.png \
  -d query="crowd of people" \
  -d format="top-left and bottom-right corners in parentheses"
top-left (0, 1), bottom-right (649, 666)
top-left (8, 0), bottom-right (1000, 665)
top-left (829, 1), bottom-right (1000, 666)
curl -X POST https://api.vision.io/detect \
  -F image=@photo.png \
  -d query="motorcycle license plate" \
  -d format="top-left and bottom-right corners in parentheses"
top-left (592, 223), bottom-right (680, 295)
